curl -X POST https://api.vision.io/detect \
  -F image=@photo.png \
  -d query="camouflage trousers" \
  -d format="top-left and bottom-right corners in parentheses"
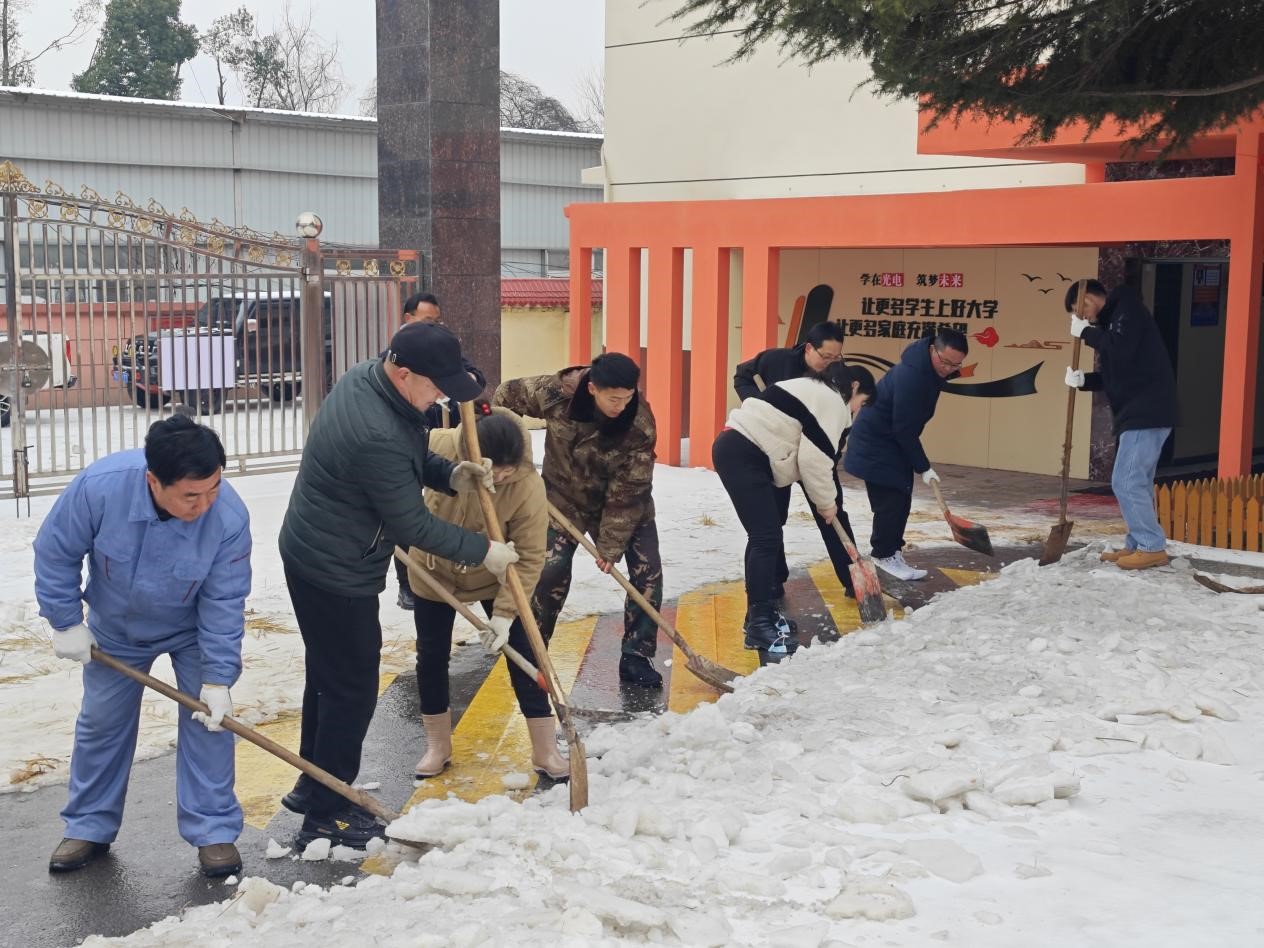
top-left (531, 519), bottom-right (664, 658)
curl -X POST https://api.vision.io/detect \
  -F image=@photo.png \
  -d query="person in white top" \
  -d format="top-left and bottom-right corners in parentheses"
top-left (712, 363), bottom-right (870, 658)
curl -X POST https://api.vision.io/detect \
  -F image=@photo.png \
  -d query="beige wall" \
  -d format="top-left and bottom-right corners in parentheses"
top-left (500, 306), bottom-right (602, 383)
top-left (602, 1), bottom-right (1087, 202)
top-left (778, 247), bottom-right (1100, 477)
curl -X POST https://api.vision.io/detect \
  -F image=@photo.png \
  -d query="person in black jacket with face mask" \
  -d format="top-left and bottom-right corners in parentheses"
top-left (1065, 279), bottom-right (1177, 570)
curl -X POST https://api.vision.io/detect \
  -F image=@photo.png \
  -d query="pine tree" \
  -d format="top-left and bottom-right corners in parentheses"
top-left (72, 0), bottom-right (197, 101)
top-left (671, 0), bottom-right (1264, 151)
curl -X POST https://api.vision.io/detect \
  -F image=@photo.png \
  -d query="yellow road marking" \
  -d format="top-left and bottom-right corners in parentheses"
top-left (236, 672), bottom-right (398, 830)
top-left (667, 581), bottom-right (759, 715)
top-left (361, 615), bottom-right (596, 876)
top-left (939, 567), bottom-right (991, 588)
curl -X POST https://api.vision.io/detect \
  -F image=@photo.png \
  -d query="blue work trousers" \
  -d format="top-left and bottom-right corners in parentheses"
top-left (1112, 427), bottom-right (1171, 554)
top-left (61, 626), bottom-right (241, 847)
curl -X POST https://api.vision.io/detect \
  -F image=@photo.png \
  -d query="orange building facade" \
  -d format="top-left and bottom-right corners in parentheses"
top-left (565, 116), bottom-right (1264, 479)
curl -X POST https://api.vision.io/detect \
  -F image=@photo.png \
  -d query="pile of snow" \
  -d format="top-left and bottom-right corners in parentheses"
top-left (2, 438), bottom-right (1116, 793)
top-left (87, 547), bottom-right (1264, 947)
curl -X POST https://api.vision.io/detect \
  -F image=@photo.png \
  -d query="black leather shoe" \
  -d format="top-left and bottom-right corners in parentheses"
top-left (281, 778), bottom-right (315, 814)
top-left (618, 654), bottom-right (663, 688)
top-left (49, 838), bottom-right (109, 873)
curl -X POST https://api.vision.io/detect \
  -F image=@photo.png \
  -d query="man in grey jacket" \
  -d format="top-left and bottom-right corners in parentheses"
top-left (277, 322), bottom-right (518, 848)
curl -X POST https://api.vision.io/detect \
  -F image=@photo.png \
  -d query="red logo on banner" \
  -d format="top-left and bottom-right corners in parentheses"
top-left (972, 326), bottom-right (1000, 348)
top-left (939, 272), bottom-right (964, 288)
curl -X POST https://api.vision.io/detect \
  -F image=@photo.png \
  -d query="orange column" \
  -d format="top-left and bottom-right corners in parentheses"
top-left (568, 246), bottom-right (593, 364)
top-left (689, 246), bottom-right (731, 470)
top-left (1083, 163), bottom-right (1107, 184)
top-left (605, 246), bottom-right (642, 363)
top-left (646, 245), bottom-right (685, 465)
top-left (741, 245), bottom-right (780, 357)
top-left (1220, 128), bottom-right (1264, 477)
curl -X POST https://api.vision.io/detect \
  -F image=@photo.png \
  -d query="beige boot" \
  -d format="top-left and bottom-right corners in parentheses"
top-left (414, 711), bottom-right (453, 779)
top-left (526, 716), bottom-right (570, 782)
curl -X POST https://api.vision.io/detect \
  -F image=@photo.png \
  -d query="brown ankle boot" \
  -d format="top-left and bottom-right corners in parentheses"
top-left (526, 716), bottom-right (569, 781)
top-left (413, 711), bottom-right (452, 779)
top-left (1117, 550), bottom-right (1169, 570)
top-left (1100, 547), bottom-right (1131, 563)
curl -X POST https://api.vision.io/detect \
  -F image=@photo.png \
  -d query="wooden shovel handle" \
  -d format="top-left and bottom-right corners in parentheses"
top-left (1058, 278), bottom-right (1089, 524)
top-left (89, 646), bottom-right (400, 824)
top-left (457, 400), bottom-right (588, 810)
top-left (929, 477), bottom-right (951, 517)
top-left (393, 547), bottom-right (547, 692)
top-left (546, 501), bottom-right (700, 663)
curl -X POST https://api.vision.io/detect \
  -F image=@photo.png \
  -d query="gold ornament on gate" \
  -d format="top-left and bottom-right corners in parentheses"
top-left (246, 245), bottom-right (265, 264)
top-left (0, 160), bottom-right (39, 193)
top-left (107, 209), bottom-right (126, 228)
top-left (208, 234), bottom-right (227, 255)
top-left (364, 259), bottom-right (380, 277)
top-left (28, 199), bottom-right (49, 219)
top-left (276, 250), bottom-right (294, 267)
top-left (80, 185), bottom-right (105, 203)
top-left (59, 202), bottom-right (80, 221)
top-left (336, 259), bottom-right (352, 275)
top-left (389, 260), bottom-right (406, 277)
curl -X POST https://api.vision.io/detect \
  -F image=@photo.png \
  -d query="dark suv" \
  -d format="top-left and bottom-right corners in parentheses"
top-left (113, 293), bottom-right (331, 410)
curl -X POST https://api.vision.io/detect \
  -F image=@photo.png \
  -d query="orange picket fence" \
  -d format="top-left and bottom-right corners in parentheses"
top-left (1155, 474), bottom-right (1264, 552)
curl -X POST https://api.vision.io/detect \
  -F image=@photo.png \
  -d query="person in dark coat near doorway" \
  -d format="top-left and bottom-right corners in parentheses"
top-left (843, 328), bottom-right (968, 581)
top-left (1065, 279), bottom-right (1178, 570)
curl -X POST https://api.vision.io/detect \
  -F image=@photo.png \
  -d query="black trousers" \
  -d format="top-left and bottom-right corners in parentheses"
top-left (713, 429), bottom-right (785, 605)
top-left (773, 479), bottom-right (857, 593)
top-left (413, 596), bottom-right (550, 719)
top-left (284, 565), bottom-right (382, 816)
top-left (865, 482), bottom-right (914, 559)
top-left (393, 554), bottom-right (410, 591)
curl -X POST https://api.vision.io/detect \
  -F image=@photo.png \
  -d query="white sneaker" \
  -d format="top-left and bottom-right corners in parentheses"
top-left (873, 552), bottom-right (927, 581)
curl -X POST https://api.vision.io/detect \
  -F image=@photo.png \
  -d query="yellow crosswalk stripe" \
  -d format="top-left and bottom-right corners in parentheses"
top-left (667, 584), bottom-right (758, 715)
top-left (939, 567), bottom-right (991, 588)
top-left (361, 615), bottom-right (596, 876)
top-left (235, 672), bottom-right (398, 830)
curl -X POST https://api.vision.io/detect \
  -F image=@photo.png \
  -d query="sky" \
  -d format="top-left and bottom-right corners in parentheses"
top-left (15, 1), bottom-right (604, 117)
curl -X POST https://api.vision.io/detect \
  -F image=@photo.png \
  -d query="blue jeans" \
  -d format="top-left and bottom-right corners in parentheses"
top-left (1112, 428), bottom-right (1170, 553)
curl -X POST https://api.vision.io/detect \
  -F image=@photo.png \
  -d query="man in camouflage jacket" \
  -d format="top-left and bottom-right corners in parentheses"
top-left (494, 352), bottom-right (665, 687)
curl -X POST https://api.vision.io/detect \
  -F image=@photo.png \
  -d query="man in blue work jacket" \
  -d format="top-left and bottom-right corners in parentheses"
top-left (33, 416), bottom-right (252, 878)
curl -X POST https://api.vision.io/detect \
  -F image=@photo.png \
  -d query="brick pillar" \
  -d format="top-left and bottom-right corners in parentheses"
top-left (376, 0), bottom-right (502, 390)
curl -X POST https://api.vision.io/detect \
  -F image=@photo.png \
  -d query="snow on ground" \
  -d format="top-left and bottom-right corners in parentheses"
top-left (1, 430), bottom-right (1120, 792)
top-left (86, 545), bottom-right (1264, 947)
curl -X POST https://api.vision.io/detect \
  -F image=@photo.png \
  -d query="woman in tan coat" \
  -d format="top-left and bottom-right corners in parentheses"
top-left (403, 408), bottom-right (567, 781)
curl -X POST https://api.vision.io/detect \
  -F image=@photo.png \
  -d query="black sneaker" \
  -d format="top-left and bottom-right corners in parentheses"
top-left (281, 777), bottom-right (315, 814)
top-left (397, 585), bottom-right (416, 611)
top-left (618, 654), bottom-right (663, 688)
top-left (297, 805), bottom-right (387, 849)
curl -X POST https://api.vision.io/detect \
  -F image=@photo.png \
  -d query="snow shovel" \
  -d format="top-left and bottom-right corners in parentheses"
top-left (1040, 285), bottom-right (1088, 565)
top-left (458, 401), bottom-right (589, 811)
top-left (929, 478), bottom-right (994, 556)
top-left (393, 547), bottom-right (550, 693)
top-left (546, 501), bottom-right (740, 693)
top-left (829, 520), bottom-right (889, 625)
top-left (1193, 574), bottom-right (1264, 595)
top-left (88, 646), bottom-right (412, 832)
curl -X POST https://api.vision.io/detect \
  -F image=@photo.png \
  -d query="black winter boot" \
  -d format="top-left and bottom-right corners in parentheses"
top-left (744, 601), bottom-right (799, 656)
top-left (618, 653), bottom-right (663, 688)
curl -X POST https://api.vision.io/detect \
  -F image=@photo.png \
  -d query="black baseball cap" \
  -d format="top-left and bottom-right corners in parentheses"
top-left (384, 322), bottom-right (481, 402)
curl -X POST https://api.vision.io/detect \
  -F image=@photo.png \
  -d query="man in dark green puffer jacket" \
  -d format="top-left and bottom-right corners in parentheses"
top-left (278, 322), bottom-right (520, 847)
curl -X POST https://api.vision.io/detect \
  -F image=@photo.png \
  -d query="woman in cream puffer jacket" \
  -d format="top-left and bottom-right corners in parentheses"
top-left (401, 407), bottom-right (568, 782)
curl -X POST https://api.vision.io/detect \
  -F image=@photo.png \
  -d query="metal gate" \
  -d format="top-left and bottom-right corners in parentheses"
top-left (1, 161), bottom-right (418, 501)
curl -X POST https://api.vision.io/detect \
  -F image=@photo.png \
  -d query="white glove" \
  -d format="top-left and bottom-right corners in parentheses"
top-left (52, 622), bottom-right (95, 664)
top-left (1065, 367), bottom-right (1086, 389)
top-left (482, 539), bottom-right (519, 582)
top-left (921, 468), bottom-right (940, 486)
top-left (480, 615), bottom-right (512, 654)
top-left (193, 684), bottom-right (232, 732)
top-left (1069, 314), bottom-right (1089, 338)
top-left (450, 458), bottom-right (495, 494)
